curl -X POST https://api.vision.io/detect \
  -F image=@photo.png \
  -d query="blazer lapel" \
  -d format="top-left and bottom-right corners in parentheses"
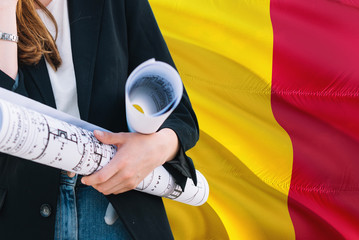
top-left (68, 0), bottom-right (105, 121)
top-left (23, 57), bottom-right (57, 108)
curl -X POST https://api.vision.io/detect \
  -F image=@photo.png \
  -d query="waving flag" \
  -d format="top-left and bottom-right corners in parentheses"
top-left (149, 0), bottom-right (359, 239)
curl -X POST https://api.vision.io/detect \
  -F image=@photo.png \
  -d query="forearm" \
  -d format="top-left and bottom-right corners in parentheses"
top-left (155, 128), bottom-right (180, 163)
top-left (0, 2), bottom-right (18, 79)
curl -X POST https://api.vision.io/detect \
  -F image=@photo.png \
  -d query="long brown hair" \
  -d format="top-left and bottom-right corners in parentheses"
top-left (16, 0), bottom-right (62, 70)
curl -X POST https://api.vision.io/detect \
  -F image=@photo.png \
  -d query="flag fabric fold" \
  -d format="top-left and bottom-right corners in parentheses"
top-left (271, 0), bottom-right (359, 239)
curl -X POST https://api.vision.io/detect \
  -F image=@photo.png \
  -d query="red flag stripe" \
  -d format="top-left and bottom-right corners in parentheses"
top-left (270, 0), bottom-right (359, 239)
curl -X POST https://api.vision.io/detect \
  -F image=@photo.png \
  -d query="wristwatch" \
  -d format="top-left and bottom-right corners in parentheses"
top-left (0, 31), bottom-right (18, 43)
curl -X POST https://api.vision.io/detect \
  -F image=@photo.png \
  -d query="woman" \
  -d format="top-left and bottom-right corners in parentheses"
top-left (0, 0), bottom-right (199, 239)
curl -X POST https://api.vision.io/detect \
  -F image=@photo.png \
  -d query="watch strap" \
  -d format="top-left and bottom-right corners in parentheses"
top-left (0, 31), bottom-right (18, 43)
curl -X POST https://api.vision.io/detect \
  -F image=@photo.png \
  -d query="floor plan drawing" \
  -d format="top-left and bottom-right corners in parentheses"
top-left (0, 99), bottom-right (115, 175)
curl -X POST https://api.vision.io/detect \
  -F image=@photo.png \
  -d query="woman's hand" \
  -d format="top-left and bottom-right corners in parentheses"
top-left (81, 128), bottom-right (179, 195)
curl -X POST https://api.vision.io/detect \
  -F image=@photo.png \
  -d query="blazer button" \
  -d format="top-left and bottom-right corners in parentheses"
top-left (40, 204), bottom-right (52, 217)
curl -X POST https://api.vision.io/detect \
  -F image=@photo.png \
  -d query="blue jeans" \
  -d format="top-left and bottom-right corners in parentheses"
top-left (54, 172), bottom-right (132, 240)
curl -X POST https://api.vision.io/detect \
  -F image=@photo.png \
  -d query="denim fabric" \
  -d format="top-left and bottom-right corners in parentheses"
top-left (54, 173), bottom-right (132, 240)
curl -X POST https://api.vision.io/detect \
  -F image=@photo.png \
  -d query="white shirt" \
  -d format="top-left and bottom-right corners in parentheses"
top-left (37, 0), bottom-right (81, 119)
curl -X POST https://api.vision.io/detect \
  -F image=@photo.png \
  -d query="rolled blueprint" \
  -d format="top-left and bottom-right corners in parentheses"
top-left (0, 99), bottom-right (116, 175)
top-left (125, 58), bottom-right (183, 133)
top-left (0, 59), bottom-right (209, 207)
top-left (137, 168), bottom-right (209, 206)
top-left (125, 59), bottom-right (208, 206)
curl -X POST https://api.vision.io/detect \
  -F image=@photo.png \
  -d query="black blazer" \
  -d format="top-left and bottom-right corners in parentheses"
top-left (0, 0), bottom-right (199, 239)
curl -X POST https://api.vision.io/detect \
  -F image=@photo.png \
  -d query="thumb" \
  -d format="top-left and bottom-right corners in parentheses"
top-left (94, 130), bottom-right (126, 145)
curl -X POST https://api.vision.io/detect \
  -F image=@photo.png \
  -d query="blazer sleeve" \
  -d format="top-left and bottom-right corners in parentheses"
top-left (0, 69), bottom-right (28, 96)
top-left (124, 0), bottom-right (200, 188)
top-left (0, 70), bottom-right (17, 90)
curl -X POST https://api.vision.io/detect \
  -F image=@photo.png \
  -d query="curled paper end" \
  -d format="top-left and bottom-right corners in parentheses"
top-left (182, 170), bottom-right (210, 206)
top-left (193, 171), bottom-right (210, 206)
top-left (137, 167), bottom-right (210, 206)
top-left (125, 59), bottom-right (183, 134)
